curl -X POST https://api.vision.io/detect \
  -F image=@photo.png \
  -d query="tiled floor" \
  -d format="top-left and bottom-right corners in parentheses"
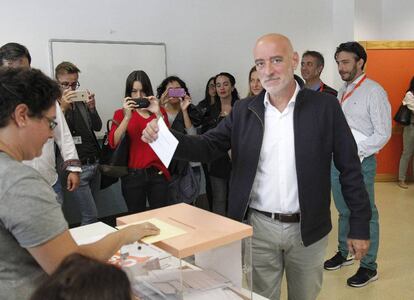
top-left (280, 182), bottom-right (414, 300)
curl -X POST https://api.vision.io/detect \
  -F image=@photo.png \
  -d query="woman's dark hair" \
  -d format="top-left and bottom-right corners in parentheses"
top-left (334, 42), bottom-right (367, 70)
top-left (408, 76), bottom-right (414, 93)
top-left (247, 66), bottom-right (257, 97)
top-left (215, 72), bottom-right (240, 104)
top-left (30, 253), bottom-right (131, 300)
top-left (0, 42), bottom-right (31, 66)
top-left (156, 75), bottom-right (190, 98)
top-left (124, 70), bottom-right (153, 97)
top-left (0, 68), bottom-right (61, 128)
top-left (204, 76), bottom-right (216, 103)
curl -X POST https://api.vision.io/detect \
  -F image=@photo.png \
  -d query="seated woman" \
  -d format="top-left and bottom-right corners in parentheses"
top-left (0, 68), bottom-right (159, 300)
top-left (31, 253), bottom-right (132, 300)
top-left (109, 70), bottom-right (170, 213)
top-left (157, 76), bottom-right (202, 204)
top-left (247, 66), bottom-right (263, 97)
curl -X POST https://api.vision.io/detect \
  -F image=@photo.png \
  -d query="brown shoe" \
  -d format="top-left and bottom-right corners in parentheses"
top-left (398, 181), bottom-right (408, 189)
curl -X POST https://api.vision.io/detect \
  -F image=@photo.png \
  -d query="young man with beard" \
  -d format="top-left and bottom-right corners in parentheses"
top-left (325, 41), bottom-right (391, 287)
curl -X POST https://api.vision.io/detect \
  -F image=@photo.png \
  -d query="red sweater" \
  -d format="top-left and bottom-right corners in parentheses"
top-left (108, 108), bottom-right (171, 180)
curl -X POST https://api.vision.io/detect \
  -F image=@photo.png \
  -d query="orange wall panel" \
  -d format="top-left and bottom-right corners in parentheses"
top-left (365, 49), bottom-right (414, 176)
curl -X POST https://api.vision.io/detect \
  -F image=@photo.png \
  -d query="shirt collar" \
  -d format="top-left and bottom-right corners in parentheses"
top-left (264, 81), bottom-right (300, 109)
top-left (346, 72), bottom-right (365, 88)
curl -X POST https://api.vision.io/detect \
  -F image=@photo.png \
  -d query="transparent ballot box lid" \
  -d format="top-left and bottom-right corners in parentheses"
top-left (116, 203), bottom-right (253, 299)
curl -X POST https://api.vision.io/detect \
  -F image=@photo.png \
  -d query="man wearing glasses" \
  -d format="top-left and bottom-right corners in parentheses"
top-left (0, 42), bottom-right (81, 204)
top-left (56, 61), bottom-right (102, 225)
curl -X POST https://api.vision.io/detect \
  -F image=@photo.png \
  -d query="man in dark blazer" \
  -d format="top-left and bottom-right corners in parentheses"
top-left (142, 33), bottom-right (371, 300)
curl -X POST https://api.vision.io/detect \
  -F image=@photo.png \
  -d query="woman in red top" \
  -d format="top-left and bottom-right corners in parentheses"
top-left (108, 70), bottom-right (170, 213)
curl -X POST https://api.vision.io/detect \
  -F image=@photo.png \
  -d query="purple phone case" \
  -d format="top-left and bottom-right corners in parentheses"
top-left (168, 88), bottom-right (186, 98)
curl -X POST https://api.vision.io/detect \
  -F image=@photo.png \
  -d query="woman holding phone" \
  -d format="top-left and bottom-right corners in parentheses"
top-left (108, 70), bottom-right (170, 213)
top-left (157, 76), bottom-right (202, 204)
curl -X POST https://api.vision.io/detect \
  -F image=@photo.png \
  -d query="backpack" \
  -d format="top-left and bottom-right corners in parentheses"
top-left (168, 164), bottom-right (200, 204)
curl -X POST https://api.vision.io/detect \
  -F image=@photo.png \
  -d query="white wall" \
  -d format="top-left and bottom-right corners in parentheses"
top-left (355, 0), bottom-right (414, 41)
top-left (0, 0), bottom-right (349, 108)
top-left (381, 0), bottom-right (414, 40)
top-left (355, 0), bottom-right (382, 41)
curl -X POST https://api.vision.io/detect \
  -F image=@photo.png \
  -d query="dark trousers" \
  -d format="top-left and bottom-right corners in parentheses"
top-left (121, 168), bottom-right (169, 213)
top-left (201, 163), bottom-right (213, 211)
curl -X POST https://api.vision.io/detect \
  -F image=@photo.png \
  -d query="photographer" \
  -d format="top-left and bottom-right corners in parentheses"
top-left (56, 61), bottom-right (102, 225)
top-left (108, 70), bottom-right (170, 213)
top-left (157, 76), bottom-right (202, 204)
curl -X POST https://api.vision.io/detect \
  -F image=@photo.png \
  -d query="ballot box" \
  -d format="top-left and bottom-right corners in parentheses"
top-left (116, 203), bottom-right (254, 300)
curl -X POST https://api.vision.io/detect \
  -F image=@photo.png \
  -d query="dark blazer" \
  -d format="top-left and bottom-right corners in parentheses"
top-left (320, 82), bottom-right (338, 97)
top-left (172, 84), bottom-right (371, 246)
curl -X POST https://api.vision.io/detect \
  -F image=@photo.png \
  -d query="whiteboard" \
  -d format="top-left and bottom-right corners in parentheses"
top-left (49, 39), bottom-right (167, 136)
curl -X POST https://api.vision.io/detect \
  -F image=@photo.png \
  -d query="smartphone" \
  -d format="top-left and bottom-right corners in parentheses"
top-left (131, 98), bottom-right (150, 108)
top-left (168, 88), bottom-right (186, 98)
top-left (72, 90), bottom-right (88, 102)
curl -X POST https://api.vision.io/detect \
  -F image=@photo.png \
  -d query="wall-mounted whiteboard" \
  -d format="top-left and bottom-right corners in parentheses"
top-left (49, 39), bottom-right (167, 136)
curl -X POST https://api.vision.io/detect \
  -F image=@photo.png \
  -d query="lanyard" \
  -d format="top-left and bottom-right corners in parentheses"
top-left (317, 82), bottom-right (324, 93)
top-left (340, 75), bottom-right (367, 105)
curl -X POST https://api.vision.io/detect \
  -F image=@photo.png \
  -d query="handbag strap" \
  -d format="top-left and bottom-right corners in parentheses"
top-left (106, 110), bottom-right (125, 132)
top-left (106, 119), bottom-right (120, 132)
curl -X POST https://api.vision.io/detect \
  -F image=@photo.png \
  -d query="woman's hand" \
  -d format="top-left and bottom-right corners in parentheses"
top-left (120, 222), bottom-right (160, 244)
top-left (145, 96), bottom-right (161, 116)
top-left (159, 89), bottom-right (170, 106)
top-left (122, 97), bottom-right (136, 119)
top-left (180, 94), bottom-right (192, 111)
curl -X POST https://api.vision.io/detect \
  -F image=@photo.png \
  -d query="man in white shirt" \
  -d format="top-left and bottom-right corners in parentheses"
top-left (0, 42), bottom-right (81, 203)
top-left (325, 41), bottom-right (391, 287)
top-left (142, 33), bottom-right (371, 300)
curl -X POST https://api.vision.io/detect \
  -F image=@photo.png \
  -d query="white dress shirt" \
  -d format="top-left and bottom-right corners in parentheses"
top-left (23, 101), bottom-right (81, 186)
top-left (249, 83), bottom-right (300, 214)
top-left (338, 73), bottom-right (391, 158)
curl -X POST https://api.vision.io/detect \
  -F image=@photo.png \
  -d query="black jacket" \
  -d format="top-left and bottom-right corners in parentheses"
top-left (172, 86), bottom-right (371, 246)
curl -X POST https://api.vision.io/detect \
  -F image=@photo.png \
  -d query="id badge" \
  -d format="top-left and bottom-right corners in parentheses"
top-left (73, 136), bottom-right (82, 145)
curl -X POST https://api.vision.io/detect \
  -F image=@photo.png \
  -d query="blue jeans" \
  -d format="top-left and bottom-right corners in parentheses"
top-left (71, 163), bottom-right (99, 225)
top-left (52, 177), bottom-right (64, 205)
top-left (331, 155), bottom-right (379, 270)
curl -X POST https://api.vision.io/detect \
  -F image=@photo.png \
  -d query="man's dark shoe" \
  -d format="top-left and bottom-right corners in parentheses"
top-left (324, 252), bottom-right (354, 270)
top-left (347, 267), bottom-right (378, 287)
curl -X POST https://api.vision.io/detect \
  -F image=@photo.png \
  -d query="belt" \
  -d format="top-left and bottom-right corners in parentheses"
top-left (252, 208), bottom-right (300, 223)
top-left (80, 156), bottom-right (98, 165)
top-left (128, 166), bottom-right (163, 176)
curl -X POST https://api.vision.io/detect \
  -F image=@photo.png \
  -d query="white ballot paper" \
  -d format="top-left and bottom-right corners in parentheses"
top-left (149, 117), bottom-right (178, 168)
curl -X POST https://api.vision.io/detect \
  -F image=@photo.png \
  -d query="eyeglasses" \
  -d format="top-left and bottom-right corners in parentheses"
top-left (59, 81), bottom-right (80, 90)
top-left (42, 116), bottom-right (58, 130)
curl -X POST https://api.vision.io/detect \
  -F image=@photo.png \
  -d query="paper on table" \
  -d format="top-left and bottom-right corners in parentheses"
top-left (117, 218), bottom-right (186, 244)
top-left (351, 128), bottom-right (368, 162)
top-left (149, 117), bottom-right (178, 168)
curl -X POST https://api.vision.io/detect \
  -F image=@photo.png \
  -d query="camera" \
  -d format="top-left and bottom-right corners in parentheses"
top-left (131, 98), bottom-right (150, 108)
top-left (72, 90), bottom-right (88, 102)
top-left (168, 88), bottom-right (186, 98)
